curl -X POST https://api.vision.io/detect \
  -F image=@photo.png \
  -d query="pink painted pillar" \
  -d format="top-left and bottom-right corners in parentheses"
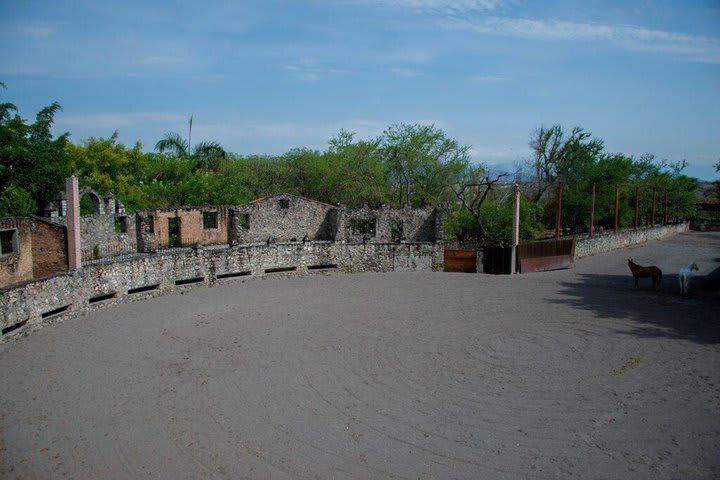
top-left (66, 176), bottom-right (82, 270)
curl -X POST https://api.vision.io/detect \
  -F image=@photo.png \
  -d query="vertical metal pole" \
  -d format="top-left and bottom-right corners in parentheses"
top-left (511, 184), bottom-right (520, 274)
top-left (590, 183), bottom-right (595, 238)
top-left (555, 182), bottom-right (563, 240)
top-left (651, 188), bottom-right (656, 228)
top-left (66, 176), bottom-right (82, 270)
top-left (634, 185), bottom-right (639, 230)
top-left (664, 191), bottom-right (668, 225)
top-left (614, 185), bottom-right (619, 233)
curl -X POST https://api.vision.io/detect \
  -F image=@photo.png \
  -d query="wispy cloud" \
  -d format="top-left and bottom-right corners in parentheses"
top-left (58, 112), bottom-right (188, 130)
top-left (471, 74), bottom-right (505, 82)
top-left (13, 22), bottom-right (60, 38)
top-left (282, 60), bottom-right (351, 81)
top-left (443, 16), bottom-right (720, 63)
top-left (139, 56), bottom-right (182, 66)
top-left (348, 0), bottom-right (512, 13)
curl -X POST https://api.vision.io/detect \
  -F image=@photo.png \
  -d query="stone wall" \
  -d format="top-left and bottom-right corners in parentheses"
top-left (0, 218), bottom-right (34, 286)
top-left (336, 205), bottom-right (440, 244)
top-left (79, 214), bottom-right (137, 253)
top-left (574, 222), bottom-right (688, 259)
top-left (0, 241), bottom-right (442, 342)
top-left (234, 194), bottom-right (338, 244)
top-left (690, 220), bottom-right (720, 232)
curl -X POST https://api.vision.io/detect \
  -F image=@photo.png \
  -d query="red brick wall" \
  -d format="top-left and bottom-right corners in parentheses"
top-left (150, 207), bottom-right (230, 247)
top-left (0, 218), bottom-right (34, 287)
top-left (31, 219), bottom-right (68, 279)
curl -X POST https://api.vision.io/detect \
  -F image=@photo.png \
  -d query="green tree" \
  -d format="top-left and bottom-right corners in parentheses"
top-left (380, 124), bottom-right (470, 208)
top-left (155, 130), bottom-right (226, 172)
top-left (0, 183), bottom-right (36, 217)
top-left (0, 87), bottom-right (69, 214)
top-left (68, 132), bottom-right (149, 210)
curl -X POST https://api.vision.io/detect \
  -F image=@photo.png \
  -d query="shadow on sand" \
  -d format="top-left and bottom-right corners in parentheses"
top-left (547, 266), bottom-right (720, 345)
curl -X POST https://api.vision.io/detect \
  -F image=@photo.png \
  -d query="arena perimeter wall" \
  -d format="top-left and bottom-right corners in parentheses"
top-left (0, 242), bottom-right (442, 343)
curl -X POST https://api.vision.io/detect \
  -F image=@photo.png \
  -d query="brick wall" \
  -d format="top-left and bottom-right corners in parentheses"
top-left (31, 217), bottom-right (68, 279)
top-left (0, 218), bottom-right (34, 286)
top-left (145, 206), bottom-right (232, 248)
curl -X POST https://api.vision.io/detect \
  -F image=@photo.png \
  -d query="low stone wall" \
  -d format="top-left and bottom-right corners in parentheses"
top-left (574, 223), bottom-right (688, 259)
top-left (0, 242), bottom-right (442, 344)
top-left (690, 220), bottom-right (720, 232)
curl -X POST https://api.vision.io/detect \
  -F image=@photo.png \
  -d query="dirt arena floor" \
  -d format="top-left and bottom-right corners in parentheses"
top-left (1, 231), bottom-right (719, 479)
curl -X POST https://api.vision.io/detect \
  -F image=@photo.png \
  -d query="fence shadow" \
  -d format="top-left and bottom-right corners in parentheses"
top-left (547, 268), bottom-right (720, 345)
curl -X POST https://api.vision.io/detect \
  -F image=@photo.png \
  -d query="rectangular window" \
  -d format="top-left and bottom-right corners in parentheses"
top-left (240, 213), bottom-right (250, 229)
top-left (114, 216), bottom-right (128, 233)
top-left (349, 219), bottom-right (376, 236)
top-left (203, 211), bottom-right (218, 229)
top-left (279, 199), bottom-right (290, 209)
top-left (0, 229), bottom-right (17, 255)
top-left (148, 215), bottom-right (155, 233)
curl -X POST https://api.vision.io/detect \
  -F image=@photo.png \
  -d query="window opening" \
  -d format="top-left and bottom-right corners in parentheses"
top-left (114, 216), bottom-right (128, 233)
top-left (0, 230), bottom-right (17, 255)
top-left (349, 218), bottom-right (376, 236)
top-left (240, 213), bottom-right (250, 229)
top-left (279, 199), bottom-right (290, 209)
top-left (168, 217), bottom-right (181, 247)
top-left (203, 211), bottom-right (218, 229)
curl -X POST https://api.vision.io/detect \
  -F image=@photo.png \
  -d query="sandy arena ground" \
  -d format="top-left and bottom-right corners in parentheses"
top-left (1, 231), bottom-right (719, 479)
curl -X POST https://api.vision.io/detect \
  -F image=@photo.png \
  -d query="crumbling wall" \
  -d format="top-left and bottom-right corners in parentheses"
top-left (142, 206), bottom-right (232, 249)
top-left (30, 217), bottom-right (68, 279)
top-left (233, 194), bottom-right (338, 244)
top-left (0, 218), bottom-right (34, 287)
top-left (336, 205), bottom-right (440, 243)
top-left (0, 217), bottom-right (68, 289)
top-left (79, 214), bottom-right (137, 253)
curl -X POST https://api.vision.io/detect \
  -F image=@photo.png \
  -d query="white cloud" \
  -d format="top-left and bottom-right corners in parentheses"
top-left (471, 74), bottom-right (504, 82)
top-left (58, 112), bottom-right (188, 130)
top-left (282, 60), bottom-right (351, 81)
top-left (140, 56), bottom-right (182, 66)
top-left (443, 16), bottom-right (720, 63)
top-left (348, 0), bottom-right (511, 12)
top-left (14, 22), bottom-right (58, 38)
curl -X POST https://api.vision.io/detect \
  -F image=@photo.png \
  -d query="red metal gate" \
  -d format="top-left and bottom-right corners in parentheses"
top-left (518, 239), bottom-right (575, 273)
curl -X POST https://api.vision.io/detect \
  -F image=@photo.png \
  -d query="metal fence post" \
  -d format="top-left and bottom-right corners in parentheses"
top-left (634, 185), bottom-right (639, 230)
top-left (590, 184), bottom-right (596, 238)
top-left (614, 185), bottom-right (619, 233)
top-left (651, 188), bottom-right (656, 227)
top-left (555, 182), bottom-right (563, 240)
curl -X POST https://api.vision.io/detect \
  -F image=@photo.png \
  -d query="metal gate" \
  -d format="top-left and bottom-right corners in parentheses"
top-left (444, 249), bottom-right (477, 273)
top-left (517, 238), bottom-right (575, 273)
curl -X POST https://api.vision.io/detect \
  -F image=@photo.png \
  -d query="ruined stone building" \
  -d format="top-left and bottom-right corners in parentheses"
top-left (1, 190), bottom-right (442, 289)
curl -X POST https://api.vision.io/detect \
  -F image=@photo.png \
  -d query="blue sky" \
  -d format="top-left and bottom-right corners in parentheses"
top-left (1, 0), bottom-right (719, 180)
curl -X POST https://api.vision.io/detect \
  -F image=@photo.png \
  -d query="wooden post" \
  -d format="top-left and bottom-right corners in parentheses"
top-left (555, 182), bottom-right (563, 240)
top-left (634, 185), bottom-right (639, 230)
top-left (651, 188), bottom-right (656, 227)
top-left (614, 185), bottom-right (619, 233)
top-left (590, 183), bottom-right (596, 238)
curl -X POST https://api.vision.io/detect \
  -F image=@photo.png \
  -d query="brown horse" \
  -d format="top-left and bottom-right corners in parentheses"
top-left (628, 259), bottom-right (662, 290)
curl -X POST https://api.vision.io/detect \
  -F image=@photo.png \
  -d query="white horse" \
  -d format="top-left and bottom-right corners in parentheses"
top-left (678, 261), bottom-right (699, 296)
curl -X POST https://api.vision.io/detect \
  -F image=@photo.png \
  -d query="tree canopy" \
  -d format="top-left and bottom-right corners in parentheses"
top-left (0, 86), bottom-right (704, 243)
